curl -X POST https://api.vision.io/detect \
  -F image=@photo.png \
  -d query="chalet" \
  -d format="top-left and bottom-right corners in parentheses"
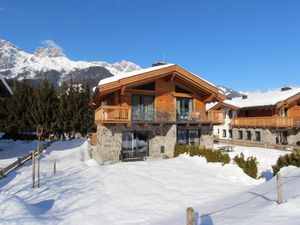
top-left (91, 63), bottom-right (226, 163)
top-left (208, 87), bottom-right (300, 146)
top-left (0, 76), bottom-right (12, 98)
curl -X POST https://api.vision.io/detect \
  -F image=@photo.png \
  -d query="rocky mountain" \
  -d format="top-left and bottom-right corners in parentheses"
top-left (218, 85), bottom-right (243, 99)
top-left (0, 39), bottom-right (141, 87)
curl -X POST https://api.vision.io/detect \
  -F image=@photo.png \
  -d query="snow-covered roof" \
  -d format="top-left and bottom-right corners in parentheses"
top-left (98, 64), bottom-right (175, 85)
top-left (225, 87), bottom-right (300, 108)
top-left (0, 76), bottom-right (13, 96)
top-left (98, 63), bottom-right (219, 90)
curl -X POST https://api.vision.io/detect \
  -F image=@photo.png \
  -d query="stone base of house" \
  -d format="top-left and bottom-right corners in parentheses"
top-left (232, 128), bottom-right (300, 146)
top-left (94, 124), bottom-right (213, 164)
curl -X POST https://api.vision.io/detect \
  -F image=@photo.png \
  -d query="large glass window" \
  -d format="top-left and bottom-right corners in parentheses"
top-left (176, 98), bottom-right (193, 121)
top-left (177, 128), bottom-right (200, 145)
top-left (122, 131), bottom-right (149, 159)
top-left (132, 95), bottom-right (155, 121)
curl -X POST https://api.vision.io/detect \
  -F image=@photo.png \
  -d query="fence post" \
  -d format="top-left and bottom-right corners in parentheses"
top-left (276, 173), bottom-right (284, 204)
top-left (53, 160), bottom-right (56, 174)
top-left (32, 151), bottom-right (35, 188)
top-left (186, 207), bottom-right (195, 225)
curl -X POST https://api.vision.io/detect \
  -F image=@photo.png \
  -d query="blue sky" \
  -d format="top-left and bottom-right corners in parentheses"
top-left (0, 0), bottom-right (299, 91)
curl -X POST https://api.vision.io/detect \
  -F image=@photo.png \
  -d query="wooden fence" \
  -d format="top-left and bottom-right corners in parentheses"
top-left (0, 142), bottom-right (52, 179)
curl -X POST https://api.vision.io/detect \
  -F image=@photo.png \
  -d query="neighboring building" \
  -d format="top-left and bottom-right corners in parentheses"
top-left (0, 76), bottom-right (13, 98)
top-left (91, 63), bottom-right (226, 163)
top-left (208, 87), bottom-right (300, 146)
top-left (207, 102), bottom-right (239, 140)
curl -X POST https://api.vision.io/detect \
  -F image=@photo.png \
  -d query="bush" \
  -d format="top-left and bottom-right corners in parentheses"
top-left (272, 149), bottom-right (300, 175)
top-left (174, 144), bottom-right (230, 165)
top-left (234, 153), bottom-right (258, 179)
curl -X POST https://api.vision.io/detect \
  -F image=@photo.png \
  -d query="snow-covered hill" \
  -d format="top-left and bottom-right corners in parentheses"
top-left (0, 39), bottom-right (141, 86)
top-left (1, 139), bottom-right (299, 225)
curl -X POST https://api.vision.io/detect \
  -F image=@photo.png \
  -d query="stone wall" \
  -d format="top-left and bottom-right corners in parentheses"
top-left (95, 124), bottom-right (177, 163)
top-left (232, 127), bottom-right (300, 145)
top-left (287, 129), bottom-right (300, 145)
top-left (95, 124), bottom-right (214, 163)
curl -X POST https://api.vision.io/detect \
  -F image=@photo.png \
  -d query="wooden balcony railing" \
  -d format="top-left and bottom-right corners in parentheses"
top-left (231, 116), bottom-right (294, 128)
top-left (294, 117), bottom-right (300, 128)
top-left (95, 106), bottom-right (130, 124)
top-left (95, 106), bottom-right (225, 125)
top-left (208, 110), bottom-right (226, 124)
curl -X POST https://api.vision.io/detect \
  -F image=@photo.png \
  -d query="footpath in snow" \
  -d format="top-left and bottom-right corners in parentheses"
top-left (0, 139), bottom-right (299, 225)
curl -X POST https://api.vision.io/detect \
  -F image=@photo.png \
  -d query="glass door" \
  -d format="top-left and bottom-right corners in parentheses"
top-left (176, 98), bottom-right (193, 121)
top-left (121, 131), bottom-right (149, 160)
top-left (132, 95), bottom-right (154, 121)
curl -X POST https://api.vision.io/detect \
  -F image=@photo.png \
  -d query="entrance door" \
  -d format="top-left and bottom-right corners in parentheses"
top-left (121, 131), bottom-right (149, 160)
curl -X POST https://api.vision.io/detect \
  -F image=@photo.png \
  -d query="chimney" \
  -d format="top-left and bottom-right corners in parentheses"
top-left (152, 61), bottom-right (168, 67)
top-left (281, 87), bottom-right (292, 92)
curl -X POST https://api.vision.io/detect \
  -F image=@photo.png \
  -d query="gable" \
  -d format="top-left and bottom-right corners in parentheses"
top-left (93, 64), bottom-right (226, 104)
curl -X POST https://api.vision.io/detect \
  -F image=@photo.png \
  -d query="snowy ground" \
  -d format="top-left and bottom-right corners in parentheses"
top-left (0, 139), bottom-right (299, 225)
top-left (214, 143), bottom-right (288, 180)
top-left (0, 139), bottom-right (42, 168)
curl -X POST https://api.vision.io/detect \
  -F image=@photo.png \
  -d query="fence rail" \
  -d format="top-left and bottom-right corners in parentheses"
top-left (0, 142), bottom-right (51, 179)
top-left (95, 105), bottom-right (225, 124)
top-left (215, 138), bottom-right (297, 151)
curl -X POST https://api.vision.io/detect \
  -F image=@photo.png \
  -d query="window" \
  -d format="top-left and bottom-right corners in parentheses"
top-left (229, 130), bottom-right (233, 139)
top-left (247, 131), bottom-right (251, 140)
top-left (228, 110), bottom-right (233, 119)
top-left (176, 98), bottom-right (193, 121)
top-left (122, 131), bottom-right (149, 159)
top-left (132, 95), bottom-right (155, 121)
top-left (255, 131), bottom-right (261, 142)
top-left (238, 130), bottom-right (243, 140)
top-left (132, 82), bottom-right (155, 90)
top-left (177, 127), bottom-right (201, 145)
top-left (222, 129), bottom-right (227, 138)
top-left (280, 108), bottom-right (288, 117)
top-left (175, 85), bottom-right (192, 94)
top-left (217, 129), bottom-right (220, 134)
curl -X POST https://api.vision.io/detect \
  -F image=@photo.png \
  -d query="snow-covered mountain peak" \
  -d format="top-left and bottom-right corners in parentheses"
top-left (34, 47), bottom-right (65, 58)
top-left (0, 39), bottom-right (142, 86)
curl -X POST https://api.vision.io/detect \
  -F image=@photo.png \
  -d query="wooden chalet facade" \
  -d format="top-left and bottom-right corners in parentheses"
top-left (209, 87), bottom-right (300, 146)
top-left (91, 64), bottom-right (226, 163)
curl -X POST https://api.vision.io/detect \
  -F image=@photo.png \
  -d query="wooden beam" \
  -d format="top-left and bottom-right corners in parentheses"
top-left (203, 94), bottom-right (216, 103)
top-left (121, 86), bottom-right (126, 95)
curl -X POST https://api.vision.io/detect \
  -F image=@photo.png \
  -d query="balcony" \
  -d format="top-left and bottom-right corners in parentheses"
top-left (95, 105), bottom-right (225, 125)
top-left (95, 106), bottom-right (130, 124)
top-left (231, 116), bottom-right (294, 128)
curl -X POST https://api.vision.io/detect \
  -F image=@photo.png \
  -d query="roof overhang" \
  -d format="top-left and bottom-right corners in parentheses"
top-left (276, 92), bottom-right (300, 109)
top-left (92, 64), bottom-right (226, 105)
top-left (209, 102), bottom-right (239, 111)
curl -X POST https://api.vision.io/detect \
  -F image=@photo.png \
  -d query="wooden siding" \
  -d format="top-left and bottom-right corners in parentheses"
top-left (238, 108), bottom-right (275, 117)
top-left (155, 78), bottom-right (176, 121)
top-left (94, 77), bottom-right (225, 125)
top-left (231, 116), bottom-right (294, 128)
